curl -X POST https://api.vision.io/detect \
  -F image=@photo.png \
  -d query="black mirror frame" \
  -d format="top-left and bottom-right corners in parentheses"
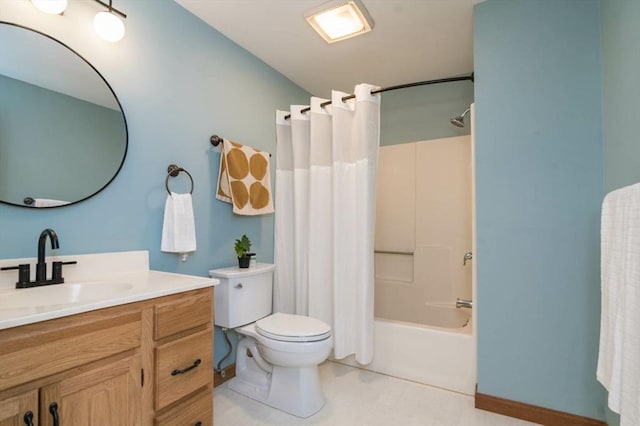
top-left (0, 21), bottom-right (128, 209)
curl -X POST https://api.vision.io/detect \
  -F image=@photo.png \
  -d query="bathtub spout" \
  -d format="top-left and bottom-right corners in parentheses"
top-left (456, 298), bottom-right (473, 309)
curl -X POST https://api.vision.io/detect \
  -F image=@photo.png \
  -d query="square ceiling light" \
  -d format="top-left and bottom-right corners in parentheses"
top-left (305, 0), bottom-right (374, 44)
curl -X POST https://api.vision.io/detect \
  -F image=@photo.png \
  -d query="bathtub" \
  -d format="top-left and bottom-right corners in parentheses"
top-left (335, 305), bottom-right (476, 395)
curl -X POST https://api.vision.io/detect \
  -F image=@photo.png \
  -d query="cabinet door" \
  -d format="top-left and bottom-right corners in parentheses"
top-left (40, 355), bottom-right (141, 426)
top-left (0, 390), bottom-right (38, 426)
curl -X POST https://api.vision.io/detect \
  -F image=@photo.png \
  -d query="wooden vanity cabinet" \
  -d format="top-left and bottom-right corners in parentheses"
top-left (0, 287), bottom-right (214, 426)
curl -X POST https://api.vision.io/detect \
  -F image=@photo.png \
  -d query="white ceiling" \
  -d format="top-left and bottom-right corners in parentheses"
top-left (174, 0), bottom-right (481, 98)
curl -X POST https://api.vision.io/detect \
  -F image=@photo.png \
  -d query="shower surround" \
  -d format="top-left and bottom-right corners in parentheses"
top-left (338, 135), bottom-right (475, 395)
top-left (375, 135), bottom-right (472, 321)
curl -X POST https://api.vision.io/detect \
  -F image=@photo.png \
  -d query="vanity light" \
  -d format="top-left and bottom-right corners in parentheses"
top-left (30, 0), bottom-right (67, 15)
top-left (93, 11), bottom-right (124, 42)
top-left (92, 0), bottom-right (126, 42)
top-left (305, 0), bottom-right (374, 44)
top-left (29, 0), bottom-right (127, 42)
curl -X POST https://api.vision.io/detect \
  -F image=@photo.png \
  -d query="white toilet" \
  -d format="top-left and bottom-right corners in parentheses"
top-left (209, 263), bottom-right (333, 418)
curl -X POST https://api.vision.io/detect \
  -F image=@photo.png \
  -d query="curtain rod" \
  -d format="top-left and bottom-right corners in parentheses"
top-left (283, 72), bottom-right (474, 120)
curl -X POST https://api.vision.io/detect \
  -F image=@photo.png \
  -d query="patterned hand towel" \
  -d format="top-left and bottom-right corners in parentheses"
top-left (216, 139), bottom-right (274, 215)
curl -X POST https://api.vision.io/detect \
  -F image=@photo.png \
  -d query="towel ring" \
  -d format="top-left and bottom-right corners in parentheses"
top-left (165, 164), bottom-right (194, 195)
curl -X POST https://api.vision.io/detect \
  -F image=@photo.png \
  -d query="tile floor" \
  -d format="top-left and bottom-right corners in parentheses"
top-left (214, 361), bottom-right (539, 426)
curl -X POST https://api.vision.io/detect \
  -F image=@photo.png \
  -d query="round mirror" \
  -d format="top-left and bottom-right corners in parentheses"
top-left (0, 22), bottom-right (128, 208)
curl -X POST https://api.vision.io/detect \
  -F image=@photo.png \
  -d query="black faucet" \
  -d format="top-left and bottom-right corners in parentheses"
top-left (36, 228), bottom-right (59, 282)
top-left (0, 228), bottom-right (76, 288)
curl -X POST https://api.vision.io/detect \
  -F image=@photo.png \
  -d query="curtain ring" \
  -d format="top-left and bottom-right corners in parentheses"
top-left (165, 164), bottom-right (194, 195)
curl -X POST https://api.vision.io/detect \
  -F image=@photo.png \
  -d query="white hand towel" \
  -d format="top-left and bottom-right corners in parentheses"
top-left (161, 193), bottom-right (196, 255)
top-left (34, 198), bottom-right (69, 207)
top-left (598, 182), bottom-right (640, 426)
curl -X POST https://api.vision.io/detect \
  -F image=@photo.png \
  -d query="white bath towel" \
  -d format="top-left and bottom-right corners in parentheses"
top-left (598, 182), bottom-right (640, 426)
top-left (34, 198), bottom-right (69, 207)
top-left (161, 192), bottom-right (196, 256)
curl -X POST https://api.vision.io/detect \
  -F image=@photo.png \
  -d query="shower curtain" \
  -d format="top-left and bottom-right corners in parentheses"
top-left (274, 84), bottom-right (380, 364)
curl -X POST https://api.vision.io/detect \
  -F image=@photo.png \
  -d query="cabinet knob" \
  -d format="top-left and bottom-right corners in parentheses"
top-left (23, 411), bottom-right (34, 426)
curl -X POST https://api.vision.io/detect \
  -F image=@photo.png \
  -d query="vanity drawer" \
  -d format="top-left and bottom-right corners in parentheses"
top-left (154, 388), bottom-right (212, 426)
top-left (155, 329), bottom-right (213, 410)
top-left (154, 289), bottom-right (212, 340)
top-left (0, 307), bottom-right (141, 391)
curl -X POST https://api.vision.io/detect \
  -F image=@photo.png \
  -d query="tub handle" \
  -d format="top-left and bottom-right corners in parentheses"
top-left (374, 249), bottom-right (414, 256)
top-left (456, 298), bottom-right (473, 309)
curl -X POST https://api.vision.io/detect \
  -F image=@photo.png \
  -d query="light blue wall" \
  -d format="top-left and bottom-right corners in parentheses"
top-left (0, 75), bottom-right (125, 204)
top-left (380, 81), bottom-right (473, 146)
top-left (600, 1), bottom-right (640, 423)
top-left (474, 0), bottom-right (605, 420)
top-left (602, 0), bottom-right (640, 192)
top-left (0, 0), bottom-right (308, 368)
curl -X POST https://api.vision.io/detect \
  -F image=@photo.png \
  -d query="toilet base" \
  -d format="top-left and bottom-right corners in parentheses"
top-left (228, 374), bottom-right (270, 405)
top-left (229, 340), bottom-right (325, 418)
top-left (229, 365), bottom-right (325, 418)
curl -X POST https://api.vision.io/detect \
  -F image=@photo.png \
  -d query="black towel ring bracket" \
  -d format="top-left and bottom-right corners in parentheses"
top-left (165, 164), bottom-right (194, 195)
top-left (210, 134), bottom-right (271, 157)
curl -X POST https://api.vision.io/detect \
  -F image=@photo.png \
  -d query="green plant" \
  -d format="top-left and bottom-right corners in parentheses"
top-left (234, 234), bottom-right (252, 258)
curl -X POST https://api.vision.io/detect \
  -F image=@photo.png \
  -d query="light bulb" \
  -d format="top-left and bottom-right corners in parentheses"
top-left (31, 0), bottom-right (67, 14)
top-left (93, 11), bottom-right (125, 42)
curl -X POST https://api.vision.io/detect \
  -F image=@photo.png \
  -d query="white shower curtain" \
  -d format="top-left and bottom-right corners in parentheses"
top-left (274, 84), bottom-right (380, 364)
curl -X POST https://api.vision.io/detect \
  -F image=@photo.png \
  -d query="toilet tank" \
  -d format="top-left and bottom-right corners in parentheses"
top-left (209, 263), bottom-right (275, 328)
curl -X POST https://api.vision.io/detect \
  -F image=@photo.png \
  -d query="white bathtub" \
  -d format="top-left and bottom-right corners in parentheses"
top-left (335, 305), bottom-right (476, 395)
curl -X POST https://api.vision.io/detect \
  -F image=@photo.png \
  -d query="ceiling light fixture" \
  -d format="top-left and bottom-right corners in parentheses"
top-left (305, 0), bottom-right (374, 44)
top-left (29, 0), bottom-right (127, 42)
top-left (30, 0), bottom-right (67, 15)
top-left (93, 0), bottom-right (126, 43)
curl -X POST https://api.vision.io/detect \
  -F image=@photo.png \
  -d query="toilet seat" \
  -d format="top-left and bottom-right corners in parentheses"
top-left (256, 313), bottom-right (331, 343)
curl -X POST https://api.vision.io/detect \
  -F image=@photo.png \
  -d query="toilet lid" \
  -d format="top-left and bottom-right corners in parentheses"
top-left (255, 313), bottom-right (331, 342)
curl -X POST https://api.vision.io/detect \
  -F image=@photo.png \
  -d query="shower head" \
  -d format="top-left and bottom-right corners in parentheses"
top-left (450, 116), bottom-right (465, 128)
top-left (450, 107), bottom-right (471, 128)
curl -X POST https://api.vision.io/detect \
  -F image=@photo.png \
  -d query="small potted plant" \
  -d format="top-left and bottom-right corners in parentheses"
top-left (234, 234), bottom-right (255, 268)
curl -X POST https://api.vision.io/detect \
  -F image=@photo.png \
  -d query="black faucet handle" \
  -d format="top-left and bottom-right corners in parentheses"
top-left (1, 265), bottom-right (20, 271)
top-left (1, 264), bottom-right (31, 287)
top-left (52, 260), bottom-right (77, 281)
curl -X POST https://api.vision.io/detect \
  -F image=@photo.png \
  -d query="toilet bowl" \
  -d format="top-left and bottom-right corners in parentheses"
top-left (230, 313), bottom-right (332, 418)
top-left (209, 264), bottom-right (333, 418)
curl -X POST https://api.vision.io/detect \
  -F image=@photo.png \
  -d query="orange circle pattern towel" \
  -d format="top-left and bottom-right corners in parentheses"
top-left (216, 139), bottom-right (274, 215)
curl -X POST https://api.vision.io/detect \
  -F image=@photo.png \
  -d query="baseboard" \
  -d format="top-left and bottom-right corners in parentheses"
top-left (475, 392), bottom-right (606, 426)
top-left (214, 364), bottom-right (236, 388)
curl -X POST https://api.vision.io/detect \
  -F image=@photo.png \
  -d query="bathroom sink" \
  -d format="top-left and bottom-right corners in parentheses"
top-left (0, 281), bottom-right (135, 311)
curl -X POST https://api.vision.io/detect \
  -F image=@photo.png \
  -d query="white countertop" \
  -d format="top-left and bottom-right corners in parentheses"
top-left (0, 251), bottom-right (218, 330)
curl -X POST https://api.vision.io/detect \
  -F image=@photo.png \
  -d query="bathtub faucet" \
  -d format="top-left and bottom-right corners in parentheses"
top-left (456, 298), bottom-right (473, 309)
